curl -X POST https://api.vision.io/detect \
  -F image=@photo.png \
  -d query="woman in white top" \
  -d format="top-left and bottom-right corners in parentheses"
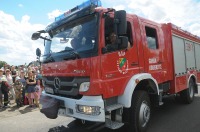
top-left (5, 69), bottom-right (16, 102)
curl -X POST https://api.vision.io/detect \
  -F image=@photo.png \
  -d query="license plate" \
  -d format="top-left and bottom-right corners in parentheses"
top-left (58, 108), bottom-right (66, 116)
top-left (45, 87), bottom-right (54, 94)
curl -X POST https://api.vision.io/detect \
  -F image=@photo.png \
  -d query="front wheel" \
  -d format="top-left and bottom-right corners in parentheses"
top-left (124, 90), bottom-right (151, 132)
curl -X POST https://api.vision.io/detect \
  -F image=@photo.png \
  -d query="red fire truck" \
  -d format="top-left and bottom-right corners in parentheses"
top-left (32, 0), bottom-right (200, 131)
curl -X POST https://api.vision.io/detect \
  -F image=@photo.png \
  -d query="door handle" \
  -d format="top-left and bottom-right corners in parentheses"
top-left (131, 62), bottom-right (138, 66)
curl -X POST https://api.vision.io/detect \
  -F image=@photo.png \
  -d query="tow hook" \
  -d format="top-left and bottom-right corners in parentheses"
top-left (81, 120), bottom-right (85, 124)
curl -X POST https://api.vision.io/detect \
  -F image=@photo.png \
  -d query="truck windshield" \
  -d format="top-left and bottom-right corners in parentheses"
top-left (42, 14), bottom-right (98, 63)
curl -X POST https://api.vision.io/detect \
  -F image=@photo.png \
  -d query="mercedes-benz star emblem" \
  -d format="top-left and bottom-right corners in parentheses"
top-left (54, 77), bottom-right (61, 89)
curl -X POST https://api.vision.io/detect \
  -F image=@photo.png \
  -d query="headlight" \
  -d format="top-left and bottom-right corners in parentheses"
top-left (79, 82), bottom-right (90, 92)
top-left (76, 105), bottom-right (101, 115)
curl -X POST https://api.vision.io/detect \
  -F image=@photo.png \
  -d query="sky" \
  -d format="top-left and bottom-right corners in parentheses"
top-left (0, 0), bottom-right (200, 66)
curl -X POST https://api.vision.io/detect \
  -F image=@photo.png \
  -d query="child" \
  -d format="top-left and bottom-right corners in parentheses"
top-left (13, 76), bottom-right (23, 107)
top-left (33, 79), bottom-right (43, 107)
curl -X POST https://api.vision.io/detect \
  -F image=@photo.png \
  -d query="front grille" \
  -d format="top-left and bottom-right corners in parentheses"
top-left (46, 84), bottom-right (76, 92)
top-left (43, 76), bottom-right (90, 97)
top-left (46, 76), bottom-right (74, 82)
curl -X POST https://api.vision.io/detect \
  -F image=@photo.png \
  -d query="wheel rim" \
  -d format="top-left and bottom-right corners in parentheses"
top-left (189, 81), bottom-right (194, 98)
top-left (139, 101), bottom-right (150, 127)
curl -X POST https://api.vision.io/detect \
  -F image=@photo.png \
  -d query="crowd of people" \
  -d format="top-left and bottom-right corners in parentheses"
top-left (0, 64), bottom-right (43, 109)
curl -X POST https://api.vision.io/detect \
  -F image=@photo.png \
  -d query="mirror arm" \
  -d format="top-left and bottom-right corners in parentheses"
top-left (39, 36), bottom-right (51, 41)
top-left (103, 8), bottom-right (115, 18)
top-left (38, 30), bottom-right (46, 33)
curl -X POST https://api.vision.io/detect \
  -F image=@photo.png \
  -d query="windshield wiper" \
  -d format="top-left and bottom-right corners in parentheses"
top-left (63, 51), bottom-right (80, 60)
top-left (58, 47), bottom-right (74, 53)
top-left (57, 47), bottom-right (80, 60)
top-left (42, 54), bottom-right (55, 63)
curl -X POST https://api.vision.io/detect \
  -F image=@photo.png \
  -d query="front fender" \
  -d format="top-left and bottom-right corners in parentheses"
top-left (118, 73), bottom-right (159, 108)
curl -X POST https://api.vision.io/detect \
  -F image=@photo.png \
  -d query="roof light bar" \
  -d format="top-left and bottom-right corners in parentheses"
top-left (55, 0), bottom-right (102, 21)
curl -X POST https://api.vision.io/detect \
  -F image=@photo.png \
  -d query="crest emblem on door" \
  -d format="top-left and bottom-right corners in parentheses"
top-left (117, 58), bottom-right (128, 74)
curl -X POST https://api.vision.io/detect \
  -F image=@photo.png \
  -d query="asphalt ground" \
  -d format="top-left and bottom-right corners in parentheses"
top-left (0, 93), bottom-right (200, 132)
top-left (147, 94), bottom-right (200, 132)
top-left (0, 99), bottom-right (38, 119)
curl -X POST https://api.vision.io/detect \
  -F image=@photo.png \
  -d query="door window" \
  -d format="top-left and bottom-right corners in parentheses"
top-left (145, 26), bottom-right (158, 49)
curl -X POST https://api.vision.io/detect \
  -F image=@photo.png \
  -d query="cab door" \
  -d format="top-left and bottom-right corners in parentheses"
top-left (100, 18), bottom-right (139, 98)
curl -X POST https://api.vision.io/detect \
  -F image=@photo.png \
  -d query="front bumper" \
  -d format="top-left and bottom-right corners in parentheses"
top-left (42, 92), bottom-right (105, 122)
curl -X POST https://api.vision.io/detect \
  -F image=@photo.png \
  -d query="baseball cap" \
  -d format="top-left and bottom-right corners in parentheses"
top-left (16, 76), bottom-right (21, 81)
top-left (1, 77), bottom-right (7, 81)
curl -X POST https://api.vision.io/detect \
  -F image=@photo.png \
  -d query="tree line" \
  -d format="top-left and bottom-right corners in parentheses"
top-left (0, 60), bottom-right (7, 68)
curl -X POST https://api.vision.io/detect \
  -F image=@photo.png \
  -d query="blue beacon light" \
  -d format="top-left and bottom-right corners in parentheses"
top-left (55, 0), bottom-right (102, 21)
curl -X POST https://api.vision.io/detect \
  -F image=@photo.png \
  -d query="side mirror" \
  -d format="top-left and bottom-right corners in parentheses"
top-left (114, 10), bottom-right (127, 35)
top-left (32, 32), bottom-right (41, 40)
top-left (36, 48), bottom-right (41, 57)
top-left (118, 36), bottom-right (128, 49)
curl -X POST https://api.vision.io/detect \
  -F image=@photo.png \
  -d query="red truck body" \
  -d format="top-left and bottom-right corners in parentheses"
top-left (42, 8), bottom-right (200, 98)
top-left (34, 1), bottom-right (200, 131)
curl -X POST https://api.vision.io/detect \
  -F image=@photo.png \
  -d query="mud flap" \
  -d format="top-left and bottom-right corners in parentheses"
top-left (40, 94), bottom-right (60, 119)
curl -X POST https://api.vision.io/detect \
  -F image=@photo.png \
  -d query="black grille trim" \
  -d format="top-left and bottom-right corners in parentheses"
top-left (43, 76), bottom-right (90, 97)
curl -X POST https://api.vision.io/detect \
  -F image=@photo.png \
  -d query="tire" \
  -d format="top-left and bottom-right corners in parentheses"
top-left (180, 79), bottom-right (195, 104)
top-left (124, 90), bottom-right (151, 132)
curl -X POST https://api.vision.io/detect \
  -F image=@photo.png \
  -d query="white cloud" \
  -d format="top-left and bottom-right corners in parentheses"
top-left (1, 0), bottom-right (200, 66)
top-left (18, 4), bottom-right (23, 8)
top-left (102, 0), bottom-right (200, 36)
top-left (189, 23), bottom-right (200, 36)
top-left (47, 9), bottom-right (62, 21)
top-left (0, 11), bottom-right (45, 66)
top-left (113, 5), bottom-right (125, 10)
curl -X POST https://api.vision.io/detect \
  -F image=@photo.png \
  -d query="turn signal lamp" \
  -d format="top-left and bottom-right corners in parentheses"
top-left (79, 82), bottom-right (90, 92)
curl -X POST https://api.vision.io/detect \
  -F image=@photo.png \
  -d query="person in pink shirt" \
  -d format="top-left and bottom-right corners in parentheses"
top-left (30, 79), bottom-right (43, 107)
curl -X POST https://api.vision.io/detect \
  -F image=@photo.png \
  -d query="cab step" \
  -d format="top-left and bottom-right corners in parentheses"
top-left (105, 119), bottom-right (124, 129)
